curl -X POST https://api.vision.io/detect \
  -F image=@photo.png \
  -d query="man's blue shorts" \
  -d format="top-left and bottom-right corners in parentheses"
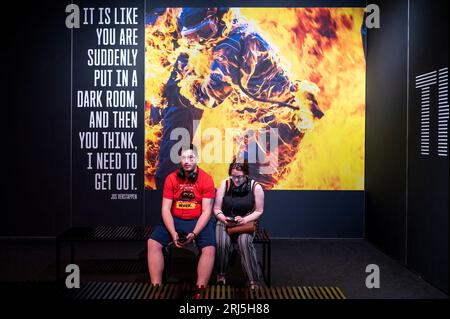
top-left (150, 216), bottom-right (216, 249)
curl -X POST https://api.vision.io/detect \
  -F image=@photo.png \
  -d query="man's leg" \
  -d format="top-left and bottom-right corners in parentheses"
top-left (192, 218), bottom-right (216, 287)
top-left (196, 245), bottom-right (216, 287)
top-left (147, 239), bottom-right (165, 285)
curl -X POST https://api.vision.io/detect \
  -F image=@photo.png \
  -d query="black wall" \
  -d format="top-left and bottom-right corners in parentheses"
top-left (407, 0), bottom-right (449, 295)
top-left (366, 0), bottom-right (408, 264)
top-left (366, 0), bottom-right (449, 294)
top-left (3, 1), bottom-right (71, 236)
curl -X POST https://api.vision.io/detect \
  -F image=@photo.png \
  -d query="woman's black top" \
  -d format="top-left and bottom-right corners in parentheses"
top-left (221, 178), bottom-right (257, 217)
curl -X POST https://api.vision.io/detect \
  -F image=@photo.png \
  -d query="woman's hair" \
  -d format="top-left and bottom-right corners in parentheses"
top-left (228, 157), bottom-right (249, 176)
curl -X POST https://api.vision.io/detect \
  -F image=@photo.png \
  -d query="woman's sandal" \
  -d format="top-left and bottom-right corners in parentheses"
top-left (216, 278), bottom-right (226, 285)
top-left (248, 282), bottom-right (260, 290)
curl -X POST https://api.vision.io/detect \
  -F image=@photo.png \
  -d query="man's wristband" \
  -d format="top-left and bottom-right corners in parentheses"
top-left (191, 231), bottom-right (197, 238)
top-left (215, 211), bottom-right (224, 217)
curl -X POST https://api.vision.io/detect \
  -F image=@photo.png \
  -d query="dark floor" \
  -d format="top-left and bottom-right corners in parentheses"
top-left (0, 238), bottom-right (447, 299)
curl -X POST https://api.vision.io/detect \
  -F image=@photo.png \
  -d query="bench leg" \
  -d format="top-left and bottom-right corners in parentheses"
top-left (70, 242), bottom-right (75, 264)
top-left (262, 243), bottom-right (266, 273)
top-left (163, 246), bottom-right (172, 283)
top-left (56, 240), bottom-right (61, 282)
top-left (267, 241), bottom-right (271, 287)
top-left (167, 247), bottom-right (172, 276)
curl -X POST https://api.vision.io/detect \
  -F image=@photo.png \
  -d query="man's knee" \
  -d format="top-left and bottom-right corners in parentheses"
top-left (200, 245), bottom-right (216, 258)
top-left (148, 239), bottom-right (163, 253)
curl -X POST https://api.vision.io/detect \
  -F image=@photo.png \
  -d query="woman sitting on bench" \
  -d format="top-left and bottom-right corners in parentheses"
top-left (213, 158), bottom-right (265, 290)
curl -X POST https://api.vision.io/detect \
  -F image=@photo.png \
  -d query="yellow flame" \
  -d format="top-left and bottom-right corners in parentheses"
top-left (145, 8), bottom-right (365, 190)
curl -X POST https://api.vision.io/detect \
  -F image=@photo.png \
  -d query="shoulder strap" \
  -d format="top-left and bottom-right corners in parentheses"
top-left (226, 179), bottom-right (231, 192)
top-left (248, 179), bottom-right (260, 217)
top-left (251, 179), bottom-right (260, 194)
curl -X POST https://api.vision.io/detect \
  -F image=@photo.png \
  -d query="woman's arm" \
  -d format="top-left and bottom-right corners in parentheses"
top-left (213, 179), bottom-right (227, 216)
top-left (242, 183), bottom-right (264, 224)
top-left (213, 179), bottom-right (229, 224)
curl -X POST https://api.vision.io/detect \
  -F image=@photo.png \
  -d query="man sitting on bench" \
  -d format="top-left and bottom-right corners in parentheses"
top-left (147, 145), bottom-right (216, 288)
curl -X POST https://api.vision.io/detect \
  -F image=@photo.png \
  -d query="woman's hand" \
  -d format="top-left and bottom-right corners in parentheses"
top-left (216, 213), bottom-right (229, 226)
top-left (235, 216), bottom-right (245, 225)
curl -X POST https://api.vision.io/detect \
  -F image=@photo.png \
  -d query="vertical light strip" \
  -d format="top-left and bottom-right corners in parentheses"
top-left (415, 71), bottom-right (437, 156)
top-left (405, 0), bottom-right (410, 265)
top-left (70, 1), bottom-right (74, 227)
top-left (363, 0), bottom-right (369, 240)
top-left (142, 0), bottom-right (146, 227)
top-left (438, 67), bottom-right (448, 157)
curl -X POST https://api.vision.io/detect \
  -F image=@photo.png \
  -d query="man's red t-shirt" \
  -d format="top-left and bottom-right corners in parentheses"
top-left (162, 167), bottom-right (216, 219)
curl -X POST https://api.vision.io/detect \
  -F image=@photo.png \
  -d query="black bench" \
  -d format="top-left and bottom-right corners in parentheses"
top-left (254, 228), bottom-right (271, 286)
top-left (165, 227), bottom-right (272, 286)
top-left (56, 226), bottom-right (152, 280)
top-left (56, 225), bottom-right (271, 286)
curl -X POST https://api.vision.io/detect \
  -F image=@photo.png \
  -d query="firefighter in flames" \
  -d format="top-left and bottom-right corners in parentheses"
top-left (150, 7), bottom-right (324, 189)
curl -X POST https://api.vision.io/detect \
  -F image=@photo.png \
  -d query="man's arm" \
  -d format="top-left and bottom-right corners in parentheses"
top-left (161, 175), bottom-right (183, 247)
top-left (192, 197), bottom-right (214, 236)
top-left (161, 197), bottom-right (182, 247)
top-left (184, 197), bottom-right (213, 244)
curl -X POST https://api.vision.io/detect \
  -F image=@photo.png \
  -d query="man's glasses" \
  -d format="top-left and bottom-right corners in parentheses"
top-left (230, 175), bottom-right (246, 181)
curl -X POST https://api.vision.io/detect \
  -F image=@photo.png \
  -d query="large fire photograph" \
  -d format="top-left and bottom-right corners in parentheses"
top-left (145, 7), bottom-right (366, 190)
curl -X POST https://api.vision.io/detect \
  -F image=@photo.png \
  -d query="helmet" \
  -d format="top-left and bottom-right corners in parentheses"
top-left (178, 8), bottom-right (220, 42)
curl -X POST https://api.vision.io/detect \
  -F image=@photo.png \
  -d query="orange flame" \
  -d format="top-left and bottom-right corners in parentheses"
top-left (145, 8), bottom-right (365, 190)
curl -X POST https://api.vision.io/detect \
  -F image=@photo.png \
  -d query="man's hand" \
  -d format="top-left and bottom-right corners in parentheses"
top-left (171, 233), bottom-right (183, 248)
top-left (183, 232), bottom-right (196, 245)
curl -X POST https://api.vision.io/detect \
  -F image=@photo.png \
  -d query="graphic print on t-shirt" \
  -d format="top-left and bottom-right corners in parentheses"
top-left (175, 184), bottom-right (196, 210)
